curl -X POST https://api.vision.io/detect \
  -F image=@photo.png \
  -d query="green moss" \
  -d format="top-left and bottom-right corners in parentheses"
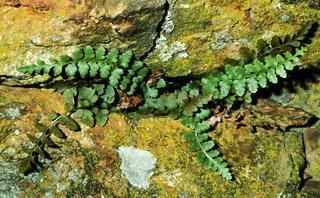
top-left (66, 146), bottom-right (110, 197)
top-left (281, 0), bottom-right (320, 9)
top-left (145, 0), bottom-right (320, 77)
top-left (283, 132), bottom-right (306, 195)
top-left (0, 125), bottom-right (13, 143)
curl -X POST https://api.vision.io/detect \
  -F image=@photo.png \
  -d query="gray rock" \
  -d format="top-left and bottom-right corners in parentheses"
top-left (117, 146), bottom-right (157, 189)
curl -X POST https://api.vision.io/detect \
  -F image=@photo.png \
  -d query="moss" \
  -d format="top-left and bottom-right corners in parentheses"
top-left (65, 145), bottom-right (111, 197)
top-left (313, 138), bottom-right (320, 179)
top-left (281, 0), bottom-right (320, 9)
top-left (283, 132), bottom-right (306, 195)
top-left (81, 111), bottom-right (307, 196)
top-left (145, 0), bottom-right (320, 77)
top-left (0, 99), bottom-right (311, 197)
top-left (0, 6), bottom-right (77, 74)
top-left (0, 125), bottom-right (13, 143)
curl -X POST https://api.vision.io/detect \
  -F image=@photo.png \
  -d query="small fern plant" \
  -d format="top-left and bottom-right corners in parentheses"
top-left (15, 22), bottom-right (314, 180)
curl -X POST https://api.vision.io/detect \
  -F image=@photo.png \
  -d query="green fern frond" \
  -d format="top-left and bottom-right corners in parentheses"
top-left (182, 110), bottom-right (232, 180)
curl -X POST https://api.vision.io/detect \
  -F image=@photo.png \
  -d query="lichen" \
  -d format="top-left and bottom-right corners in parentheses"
top-left (210, 31), bottom-right (235, 50)
top-left (117, 146), bottom-right (157, 189)
top-left (162, 11), bottom-right (175, 34)
top-left (151, 10), bottom-right (188, 63)
top-left (5, 108), bottom-right (21, 120)
top-left (156, 37), bottom-right (188, 62)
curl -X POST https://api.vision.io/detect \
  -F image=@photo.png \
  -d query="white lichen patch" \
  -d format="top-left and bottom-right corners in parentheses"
top-left (181, 4), bottom-right (190, 9)
top-left (150, 9), bottom-right (188, 62)
top-left (5, 108), bottom-right (21, 120)
top-left (261, 30), bottom-right (277, 41)
top-left (172, 42), bottom-right (188, 58)
top-left (155, 35), bottom-right (188, 62)
top-left (67, 169), bottom-right (83, 183)
top-left (32, 37), bottom-right (41, 45)
top-left (56, 183), bottom-right (65, 193)
top-left (0, 157), bottom-right (21, 197)
top-left (117, 146), bottom-right (157, 189)
top-left (14, 129), bottom-right (20, 135)
top-left (275, 2), bottom-right (282, 9)
top-left (162, 11), bottom-right (174, 34)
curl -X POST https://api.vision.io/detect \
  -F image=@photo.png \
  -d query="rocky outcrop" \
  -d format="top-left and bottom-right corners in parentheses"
top-left (0, 0), bottom-right (167, 74)
top-left (0, 0), bottom-right (320, 196)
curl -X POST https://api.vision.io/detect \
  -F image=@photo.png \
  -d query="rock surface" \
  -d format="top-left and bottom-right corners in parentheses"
top-left (146, 0), bottom-right (320, 76)
top-left (303, 122), bottom-right (320, 180)
top-left (0, 0), bottom-right (320, 197)
top-left (0, 87), bottom-right (317, 196)
top-left (0, 0), bottom-right (166, 74)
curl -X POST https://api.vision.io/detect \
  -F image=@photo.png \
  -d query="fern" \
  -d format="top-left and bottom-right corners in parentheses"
top-left (14, 23), bottom-right (315, 179)
top-left (19, 113), bottom-right (80, 174)
top-left (17, 47), bottom-right (153, 128)
top-left (202, 47), bottom-right (308, 105)
top-left (182, 110), bottom-right (232, 180)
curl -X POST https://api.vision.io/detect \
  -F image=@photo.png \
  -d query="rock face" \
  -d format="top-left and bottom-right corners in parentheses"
top-left (0, 0), bottom-right (166, 74)
top-left (1, 0), bottom-right (320, 197)
top-left (303, 122), bottom-right (320, 180)
top-left (146, 0), bottom-right (320, 76)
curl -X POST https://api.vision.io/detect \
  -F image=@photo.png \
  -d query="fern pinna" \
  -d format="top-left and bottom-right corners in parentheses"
top-left (16, 23), bottom-right (314, 180)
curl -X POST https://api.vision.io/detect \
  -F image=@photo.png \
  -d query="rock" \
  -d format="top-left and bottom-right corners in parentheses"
top-left (0, 0), bottom-right (320, 196)
top-left (303, 121), bottom-right (320, 181)
top-left (300, 180), bottom-right (320, 197)
top-left (0, 86), bottom-right (311, 196)
top-left (146, 0), bottom-right (320, 76)
top-left (0, 0), bottom-right (167, 74)
top-left (271, 71), bottom-right (320, 119)
top-left (2, 0), bottom-right (320, 77)
top-left (117, 146), bottom-right (157, 189)
top-left (242, 98), bottom-right (314, 131)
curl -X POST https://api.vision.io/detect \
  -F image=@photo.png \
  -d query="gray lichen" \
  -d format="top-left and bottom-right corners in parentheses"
top-left (280, 13), bottom-right (293, 23)
top-left (162, 11), bottom-right (174, 34)
top-left (150, 9), bottom-right (188, 62)
top-left (5, 108), bottom-right (21, 120)
top-left (117, 146), bottom-right (157, 189)
top-left (0, 154), bottom-right (22, 197)
top-left (155, 35), bottom-right (188, 62)
top-left (210, 31), bottom-right (234, 50)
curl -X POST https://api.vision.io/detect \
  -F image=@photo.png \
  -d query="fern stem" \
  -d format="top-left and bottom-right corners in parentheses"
top-left (259, 43), bottom-right (291, 58)
top-left (194, 130), bottom-right (224, 171)
top-left (27, 112), bottom-right (69, 155)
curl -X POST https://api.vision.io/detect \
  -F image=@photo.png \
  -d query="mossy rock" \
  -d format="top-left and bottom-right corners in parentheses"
top-left (281, 0), bottom-right (320, 9)
top-left (146, 0), bottom-right (320, 76)
top-left (0, 0), bottom-right (166, 74)
top-left (0, 87), bottom-right (314, 196)
top-left (1, 0), bottom-right (320, 196)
